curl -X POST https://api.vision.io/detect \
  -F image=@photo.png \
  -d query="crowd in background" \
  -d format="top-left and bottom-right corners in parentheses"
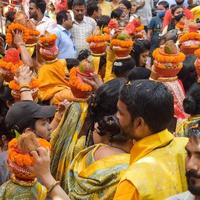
top-left (1, 0), bottom-right (200, 200)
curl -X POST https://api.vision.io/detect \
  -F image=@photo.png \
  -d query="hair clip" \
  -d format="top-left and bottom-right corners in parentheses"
top-left (126, 81), bottom-right (131, 86)
top-left (114, 62), bottom-right (123, 67)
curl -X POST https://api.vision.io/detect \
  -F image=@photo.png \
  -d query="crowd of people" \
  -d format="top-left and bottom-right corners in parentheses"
top-left (1, 0), bottom-right (200, 199)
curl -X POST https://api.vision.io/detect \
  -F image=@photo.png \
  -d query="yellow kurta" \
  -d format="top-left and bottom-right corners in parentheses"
top-left (114, 129), bottom-right (188, 200)
top-left (38, 59), bottom-right (69, 101)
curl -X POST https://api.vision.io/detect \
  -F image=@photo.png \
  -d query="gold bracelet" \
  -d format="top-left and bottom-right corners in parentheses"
top-left (47, 181), bottom-right (60, 194)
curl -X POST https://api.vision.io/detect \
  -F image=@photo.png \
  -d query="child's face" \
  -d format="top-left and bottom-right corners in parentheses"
top-left (34, 119), bottom-right (51, 141)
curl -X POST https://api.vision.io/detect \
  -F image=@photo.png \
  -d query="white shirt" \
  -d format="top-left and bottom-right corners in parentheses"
top-left (36, 16), bottom-right (57, 35)
top-left (70, 16), bottom-right (97, 53)
top-left (136, 0), bottom-right (154, 26)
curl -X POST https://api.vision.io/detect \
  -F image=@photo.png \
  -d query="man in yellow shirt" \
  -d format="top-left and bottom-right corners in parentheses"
top-left (24, 80), bottom-right (188, 200)
top-left (114, 80), bottom-right (188, 200)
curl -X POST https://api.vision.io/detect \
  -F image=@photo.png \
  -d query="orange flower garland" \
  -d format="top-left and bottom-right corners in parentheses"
top-left (153, 48), bottom-right (185, 63)
top-left (152, 41), bottom-right (186, 78)
top-left (26, 29), bottom-right (40, 44)
top-left (0, 59), bottom-right (23, 73)
top-left (6, 23), bottom-right (29, 45)
top-left (111, 39), bottom-right (134, 48)
top-left (176, 21), bottom-right (184, 30)
top-left (39, 34), bottom-right (57, 46)
top-left (9, 79), bottom-right (40, 91)
top-left (179, 32), bottom-right (200, 43)
top-left (5, 23), bottom-right (39, 46)
top-left (103, 27), bottom-right (110, 34)
top-left (87, 34), bottom-right (110, 55)
top-left (69, 67), bottom-right (92, 92)
top-left (194, 48), bottom-right (200, 58)
top-left (8, 138), bottom-right (51, 167)
top-left (86, 34), bottom-right (110, 43)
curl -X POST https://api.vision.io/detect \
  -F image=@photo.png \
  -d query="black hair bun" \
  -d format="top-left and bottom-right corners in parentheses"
top-left (97, 115), bottom-right (120, 136)
top-left (183, 96), bottom-right (196, 115)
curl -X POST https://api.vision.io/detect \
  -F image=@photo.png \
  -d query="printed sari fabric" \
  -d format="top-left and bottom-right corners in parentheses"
top-left (0, 180), bottom-right (47, 200)
top-left (50, 102), bottom-right (88, 193)
top-left (68, 144), bottom-right (130, 200)
top-left (162, 80), bottom-right (187, 120)
top-left (176, 115), bottom-right (200, 136)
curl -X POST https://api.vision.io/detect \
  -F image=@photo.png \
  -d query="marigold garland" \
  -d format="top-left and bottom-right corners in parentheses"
top-left (176, 21), bottom-right (184, 30)
top-left (111, 39), bottom-right (134, 48)
top-left (6, 23), bottom-right (39, 46)
top-left (8, 138), bottom-right (51, 167)
top-left (152, 48), bottom-right (185, 63)
top-left (103, 27), bottom-right (110, 34)
top-left (179, 32), bottom-right (200, 43)
top-left (194, 49), bottom-right (200, 58)
top-left (9, 79), bottom-right (40, 91)
top-left (0, 59), bottom-right (23, 73)
top-left (39, 34), bottom-right (57, 46)
top-left (86, 34), bottom-right (110, 43)
top-left (69, 67), bottom-right (93, 92)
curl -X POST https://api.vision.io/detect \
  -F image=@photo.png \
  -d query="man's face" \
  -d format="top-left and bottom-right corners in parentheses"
top-left (117, 100), bottom-right (133, 139)
top-left (63, 12), bottom-right (73, 30)
top-left (29, 3), bottom-right (38, 20)
top-left (34, 118), bottom-right (52, 141)
top-left (117, 99), bottom-right (150, 141)
top-left (73, 5), bottom-right (86, 22)
top-left (185, 137), bottom-right (200, 196)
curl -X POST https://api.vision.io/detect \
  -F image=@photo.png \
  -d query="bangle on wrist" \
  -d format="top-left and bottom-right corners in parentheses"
top-left (20, 89), bottom-right (31, 93)
top-left (47, 181), bottom-right (60, 194)
top-left (20, 84), bottom-right (30, 90)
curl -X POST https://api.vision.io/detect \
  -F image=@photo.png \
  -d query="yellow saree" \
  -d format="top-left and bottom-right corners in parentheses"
top-left (0, 180), bottom-right (47, 200)
top-left (50, 102), bottom-right (88, 192)
top-left (68, 144), bottom-right (130, 200)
